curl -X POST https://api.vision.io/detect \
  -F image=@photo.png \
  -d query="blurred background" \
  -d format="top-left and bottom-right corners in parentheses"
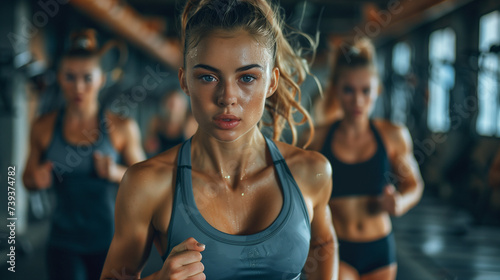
top-left (0, 0), bottom-right (499, 279)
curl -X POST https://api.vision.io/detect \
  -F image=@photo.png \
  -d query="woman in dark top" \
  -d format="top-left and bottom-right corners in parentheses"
top-left (309, 38), bottom-right (424, 280)
top-left (23, 29), bottom-right (145, 280)
top-left (144, 90), bottom-right (197, 157)
top-left (100, 0), bottom-right (338, 279)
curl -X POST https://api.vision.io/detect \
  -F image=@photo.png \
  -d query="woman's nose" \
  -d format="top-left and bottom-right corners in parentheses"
top-left (74, 79), bottom-right (85, 93)
top-left (217, 81), bottom-right (238, 107)
top-left (354, 92), bottom-right (365, 106)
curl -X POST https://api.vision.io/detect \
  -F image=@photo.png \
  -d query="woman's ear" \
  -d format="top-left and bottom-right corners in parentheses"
top-left (267, 67), bottom-right (280, 98)
top-left (178, 67), bottom-right (190, 96)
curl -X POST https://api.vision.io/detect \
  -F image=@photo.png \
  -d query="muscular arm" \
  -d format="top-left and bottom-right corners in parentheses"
top-left (301, 154), bottom-right (338, 280)
top-left (23, 117), bottom-right (53, 191)
top-left (386, 125), bottom-right (424, 216)
top-left (99, 117), bottom-right (146, 184)
top-left (489, 147), bottom-right (500, 189)
top-left (100, 164), bottom-right (161, 280)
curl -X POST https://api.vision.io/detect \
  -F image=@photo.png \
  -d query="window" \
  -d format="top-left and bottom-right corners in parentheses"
top-left (391, 42), bottom-right (412, 124)
top-left (371, 51), bottom-right (385, 118)
top-left (392, 42), bottom-right (411, 75)
top-left (427, 27), bottom-right (456, 132)
top-left (477, 11), bottom-right (500, 137)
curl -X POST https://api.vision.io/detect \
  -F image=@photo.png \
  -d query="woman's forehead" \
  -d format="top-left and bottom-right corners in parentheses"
top-left (185, 30), bottom-right (273, 70)
top-left (60, 57), bottom-right (100, 72)
top-left (339, 68), bottom-right (377, 82)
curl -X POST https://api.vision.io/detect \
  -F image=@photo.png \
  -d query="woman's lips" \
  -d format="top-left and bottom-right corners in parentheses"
top-left (353, 109), bottom-right (363, 116)
top-left (213, 114), bottom-right (241, 130)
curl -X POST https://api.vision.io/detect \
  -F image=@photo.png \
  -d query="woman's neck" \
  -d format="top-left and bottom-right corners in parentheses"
top-left (66, 102), bottom-right (99, 121)
top-left (191, 127), bottom-right (267, 188)
top-left (340, 116), bottom-right (370, 136)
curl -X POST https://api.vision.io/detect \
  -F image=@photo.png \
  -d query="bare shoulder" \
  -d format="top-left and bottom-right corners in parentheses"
top-left (104, 112), bottom-right (142, 152)
top-left (31, 111), bottom-right (58, 148)
top-left (33, 110), bottom-right (57, 132)
top-left (118, 145), bottom-right (181, 207)
top-left (307, 122), bottom-right (334, 151)
top-left (274, 141), bottom-right (332, 194)
top-left (372, 119), bottom-right (413, 155)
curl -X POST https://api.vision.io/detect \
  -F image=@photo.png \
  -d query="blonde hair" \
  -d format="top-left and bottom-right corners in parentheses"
top-left (61, 29), bottom-right (127, 80)
top-left (181, 0), bottom-right (318, 147)
top-left (325, 37), bottom-right (378, 111)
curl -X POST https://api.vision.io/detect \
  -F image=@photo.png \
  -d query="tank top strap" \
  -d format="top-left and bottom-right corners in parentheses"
top-left (54, 107), bottom-right (65, 132)
top-left (264, 137), bottom-right (311, 226)
top-left (264, 137), bottom-right (289, 194)
top-left (369, 120), bottom-right (387, 154)
top-left (177, 138), bottom-right (192, 168)
top-left (49, 107), bottom-right (67, 144)
top-left (264, 136), bottom-right (285, 163)
top-left (320, 120), bottom-right (341, 157)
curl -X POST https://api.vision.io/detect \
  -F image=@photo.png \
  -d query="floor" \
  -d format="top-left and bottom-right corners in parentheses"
top-left (0, 193), bottom-right (499, 280)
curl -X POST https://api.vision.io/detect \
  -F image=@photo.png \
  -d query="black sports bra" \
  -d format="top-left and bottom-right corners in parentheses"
top-left (320, 120), bottom-right (391, 198)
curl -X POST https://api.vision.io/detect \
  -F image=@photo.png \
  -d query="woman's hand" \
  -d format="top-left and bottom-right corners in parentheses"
top-left (379, 185), bottom-right (403, 217)
top-left (32, 161), bottom-right (53, 189)
top-left (158, 237), bottom-right (206, 280)
top-left (93, 151), bottom-right (119, 181)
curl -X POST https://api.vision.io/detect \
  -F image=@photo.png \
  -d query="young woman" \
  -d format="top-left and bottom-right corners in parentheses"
top-left (144, 89), bottom-right (197, 157)
top-left (309, 38), bottom-right (424, 280)
top-left (100, 1), bottom-right (337, 279)
top-left (23, 29), bottom-right (146, 280)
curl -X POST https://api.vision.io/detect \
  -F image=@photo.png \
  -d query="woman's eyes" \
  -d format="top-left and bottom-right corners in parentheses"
top-left (198, 74), bottom-right (257, 83)
top-left (342, 87), bottom-right (371, 94)
top-left (64, 74), bottom-right (93, 83)
top-left (240, 75), bottom-right (256, 83)
top-left (342, 86), bottom-right (354, 94)
top-left (200, 75), bottom-right (217, 82)
top-left (65, 74), bottom-right (75, 81)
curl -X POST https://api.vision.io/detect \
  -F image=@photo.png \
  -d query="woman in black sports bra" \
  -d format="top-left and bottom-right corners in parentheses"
top-left (144, 89), bottom-right (197, 157)
top-left (101, 1), bottom-right (338, 279)
top-left (309, 38), bottom-right (424, 280)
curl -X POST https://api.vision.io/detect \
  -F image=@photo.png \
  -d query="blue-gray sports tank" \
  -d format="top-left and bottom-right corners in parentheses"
top-left (162, 137), bottom-right (311, 279)
top-left (43, 107), bottom-right (120, 253)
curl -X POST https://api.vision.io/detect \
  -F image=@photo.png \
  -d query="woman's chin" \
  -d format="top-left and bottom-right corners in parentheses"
top-left (200, 127), bottom-right (257, 144)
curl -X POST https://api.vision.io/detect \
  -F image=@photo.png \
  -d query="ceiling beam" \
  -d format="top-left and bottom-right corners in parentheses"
top-left (70, 0), bottom-right (182, 69)
top-left (354, 0), bottom-right (475, 44)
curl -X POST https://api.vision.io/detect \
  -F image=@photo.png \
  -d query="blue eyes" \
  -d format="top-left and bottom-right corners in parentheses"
top-left (201, 75), bottom-right (217, 82)
top-left (65, 74), bottom-right (75, 81)
top-left (241, 75), bottom-right (256, 83)
top-left (343, 87), bottom-right (354, 94)
top-left (65, 74), bottom-right (93, 83)
top-left (342, 87), bottom-right (371, 95)
top-left (199, 75), bottom-right (256, 83)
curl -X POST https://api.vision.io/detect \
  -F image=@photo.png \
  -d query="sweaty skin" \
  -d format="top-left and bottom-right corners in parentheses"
top-left (309, 68), bottom-right (423, 280)
top-left (100, 30), bottom-right (337, 280)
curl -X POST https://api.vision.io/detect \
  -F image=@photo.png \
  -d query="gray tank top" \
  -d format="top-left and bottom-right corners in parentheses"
top-left (43, 107), bottom-right (119, 253)
top-left (162, 137), bottom-right (311, 279)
